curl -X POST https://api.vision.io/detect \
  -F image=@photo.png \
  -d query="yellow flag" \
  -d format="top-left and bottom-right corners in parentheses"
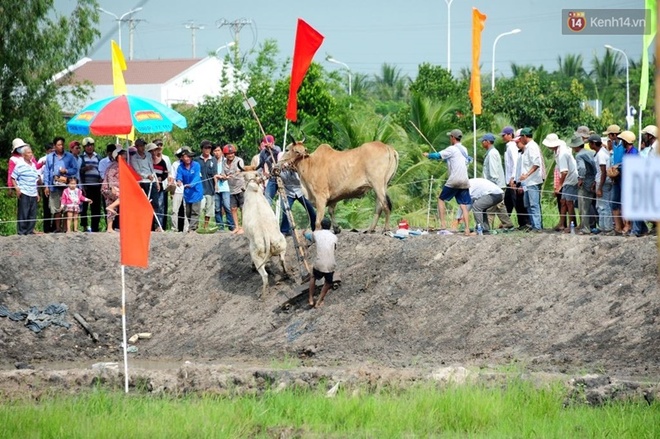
top-left (111, 41), bottom-right (134, 141)
top-left (468, 8), bottom-right (487, 115)
top-left (639, 0), bottom-right (657, 109)
top-left (111, 40), bottom-right (127, 96)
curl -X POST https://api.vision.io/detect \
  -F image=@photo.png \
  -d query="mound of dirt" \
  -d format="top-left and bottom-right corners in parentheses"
top-left (0, 231), bottom-right (658, 380)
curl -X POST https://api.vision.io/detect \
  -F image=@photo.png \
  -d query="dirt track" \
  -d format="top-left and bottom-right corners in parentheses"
top-left (0, 231), bottom-right (658, 395)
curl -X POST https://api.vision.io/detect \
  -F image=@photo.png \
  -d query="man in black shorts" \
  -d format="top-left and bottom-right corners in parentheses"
top-left (308, 218), bottom-right (338, 308)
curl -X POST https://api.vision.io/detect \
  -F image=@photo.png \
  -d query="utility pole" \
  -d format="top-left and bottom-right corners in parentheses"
top-left (216, 18), bottom-right (252, 66)
top-left (185, 21), bottom-right (205, 58)
top-left (127, 18), bottom-right (145, 60)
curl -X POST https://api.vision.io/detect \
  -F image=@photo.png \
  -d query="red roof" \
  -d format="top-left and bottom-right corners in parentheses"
top-left (63, 59), bottom-right (202, 85)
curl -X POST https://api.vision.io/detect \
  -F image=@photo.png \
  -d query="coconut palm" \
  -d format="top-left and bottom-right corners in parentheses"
top-left (373, 63), bottom-right (410, 101)
top-left (557, 54), bottom-right (586, 79)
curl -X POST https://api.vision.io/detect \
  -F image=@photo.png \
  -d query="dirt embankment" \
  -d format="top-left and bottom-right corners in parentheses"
top-left (0, 231), bottom-right (658, 395)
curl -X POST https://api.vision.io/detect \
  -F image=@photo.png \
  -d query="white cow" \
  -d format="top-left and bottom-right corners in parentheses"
top-left (242, 172), bottom-right (287, 298)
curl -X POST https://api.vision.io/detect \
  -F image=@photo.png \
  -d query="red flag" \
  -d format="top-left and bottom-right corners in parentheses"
top-left (118, 156), bottom-right (153, 268)
top-left (285, 19), bottom-right (324, 122)
top-left (468, 8), bottom-right (487, 115)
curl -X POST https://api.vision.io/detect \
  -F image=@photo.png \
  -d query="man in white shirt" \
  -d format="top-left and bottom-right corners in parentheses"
top-left (517, 127), bottom-right (544, 231)
top-left (501, 126), bottom-right (528, 228)
top-left (481, 133), bottom-right (513, 230)
top-left (423, 129), bottom-right (472, 235)
top-left (543, 134), bottom-right (579, 232)
top-left (308, 217), bottom-right (338, 308)
top-left (468, 178), bottom-right (507, 234)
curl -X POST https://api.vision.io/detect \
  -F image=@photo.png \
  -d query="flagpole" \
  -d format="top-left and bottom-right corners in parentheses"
top-left (472, 113), bottom-right (477, 178)
top-left (283, 119), bottom-right (289, 148)
top-left (121, 265), bottom-right (129, 393)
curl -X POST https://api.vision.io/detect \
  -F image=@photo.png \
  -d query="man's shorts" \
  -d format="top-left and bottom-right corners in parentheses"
top-left (230, 192), bottom-right (244, 209)
top-left (48, 187), bottom-right (65, 213)
top-left (560, 184), bottom-right (578, 202)
top-left (313, 267), bottom-right (334, 284)
top-left (439, 185), bottom-right (471, 205)
top-left (200, 194), bottom-right (215, 216)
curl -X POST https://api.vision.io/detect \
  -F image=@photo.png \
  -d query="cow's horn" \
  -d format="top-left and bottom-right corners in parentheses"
top-left (288, 133), bottom-right (298, 145)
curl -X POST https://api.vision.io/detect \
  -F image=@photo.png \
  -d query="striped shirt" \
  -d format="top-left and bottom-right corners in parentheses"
top-left (11, 160), bottom-right (40, 197)
top-left (80, 152), bottom-right (101, 182)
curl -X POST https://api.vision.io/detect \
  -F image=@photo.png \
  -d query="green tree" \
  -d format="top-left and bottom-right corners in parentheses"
top-left (0, 0), bottom-right (99, 155)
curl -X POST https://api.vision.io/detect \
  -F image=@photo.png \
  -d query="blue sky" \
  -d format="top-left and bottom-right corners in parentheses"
top-left (56, 0), bottom-right (648, 78)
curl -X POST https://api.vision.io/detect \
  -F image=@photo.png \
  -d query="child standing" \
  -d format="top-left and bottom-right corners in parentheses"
top-left (61, 177), bottom-right (92, 232)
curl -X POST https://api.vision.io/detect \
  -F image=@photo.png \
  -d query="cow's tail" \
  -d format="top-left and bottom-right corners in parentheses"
top-left (384, 145), bottom-right (399, 210)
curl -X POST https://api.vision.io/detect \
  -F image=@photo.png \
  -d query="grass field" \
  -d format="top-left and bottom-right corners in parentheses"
top-left (1, 379), bottom-right (658, 438)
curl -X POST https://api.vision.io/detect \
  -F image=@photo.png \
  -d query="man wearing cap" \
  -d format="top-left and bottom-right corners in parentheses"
top-left (44, 136), bottom-right (79, 232)
top-left (501, 126), bottom-right (528, 228)
top-left (481, 133), bottom-right (513, 230)
top-left (79, 137), bottom-right (102, 232)
top-left (176, 149), bottom-right (203, 232)
top-left (171, 147), bottom-right (190, 232)
top-left (423, 129), bottom-right (472, 235)
top-left (195, 139), bottom-right (219, 231)
top-left (616, 131), bottom-right (638, 235)
top-left (130, 138), bottom-right (159, 227)
top-left (11, 146), bottom-right (41, 235)
top-left (517, 127), bottom-right (544, 231)
top-left (590, 135), bottom-right (613, 233)
top-left (544, 134), bottom-right (579, 233)
top-left (640, 125), bottom-right (657, 158)
top-left (575, 126), bottom-right (591, 143)
top-left (573, 135), bottom-right (598, 234)
top-left (256, 134), bottom-right (282, 204)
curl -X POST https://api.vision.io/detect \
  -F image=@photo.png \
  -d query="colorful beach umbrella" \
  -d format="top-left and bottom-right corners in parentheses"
top-left (66, 94), bottom-right (187, 136)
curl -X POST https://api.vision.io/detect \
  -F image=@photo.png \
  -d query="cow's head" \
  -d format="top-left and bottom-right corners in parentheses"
top-left (277, 139), bottom-right (309, 169)
top-left (243, 171), bottom-right (264, 191)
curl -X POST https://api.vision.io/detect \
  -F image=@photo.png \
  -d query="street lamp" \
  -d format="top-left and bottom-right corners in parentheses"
top-left (604, 44), bottom-right (633, 129)
top-left (215, 41), bottom-right (236, 57)
top-left (491, 28), bottom-right (521, 90)
top-left (98, 7), bottom-right (143, 51)
top-left (326, 56), bottom-right (352, 96)
top-left (445, 0), bottom-right (454, 73)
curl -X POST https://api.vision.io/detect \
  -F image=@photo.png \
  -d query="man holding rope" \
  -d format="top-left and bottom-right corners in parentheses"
top-left (255, 134), bottom-right (281, 204)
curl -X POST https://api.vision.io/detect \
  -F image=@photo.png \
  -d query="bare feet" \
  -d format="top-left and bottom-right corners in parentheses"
top-left (314, 300), bottom-right (324, 308)
top-left (106, 228), bottom-right (115, 233)
top-left (308, 299), bottom-right (315, 307)
top-left (232, 227), bottom-right (244, 235)
top-left (465, 231), bottom-right (476, 236)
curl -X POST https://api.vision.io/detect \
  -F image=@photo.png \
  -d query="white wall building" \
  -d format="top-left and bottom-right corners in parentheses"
top-left (57, 56), bottom-right (247, 113)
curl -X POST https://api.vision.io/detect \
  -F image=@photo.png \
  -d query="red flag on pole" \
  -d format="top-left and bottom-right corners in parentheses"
top-left (118, 156), bottom-right (153, 268)
top-left (285, 19), bottom-right (324, 122)
top-left (468, 8), bottom-right (487, 115)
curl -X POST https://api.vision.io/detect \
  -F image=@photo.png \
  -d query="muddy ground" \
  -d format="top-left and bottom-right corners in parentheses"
top-left (0, 230), bottom-right (659, 398)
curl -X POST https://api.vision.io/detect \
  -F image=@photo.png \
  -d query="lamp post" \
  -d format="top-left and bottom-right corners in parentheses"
top-left (491, 28), bottom-right (521, 90)
top-left (326, 56), bottom-right (352, 96)
top-left (98, 7), bottom-right (143, 51)
top-left (445, 0), bottom-right (454, 73)
top-left (215, 41), bottom-right (236, 57)
top-left (604, 44), bottom-right (633, 129)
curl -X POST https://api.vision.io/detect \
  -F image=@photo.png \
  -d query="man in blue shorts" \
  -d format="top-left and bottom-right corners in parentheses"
top-left (424, 129), bottom-right (473, 236)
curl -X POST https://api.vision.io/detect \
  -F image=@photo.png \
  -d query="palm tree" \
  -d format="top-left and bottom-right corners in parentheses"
top-left (351, 72), bottom-right (373, 97)
top-left (590, 51), bottom-right (623, 112)
top-left (373, 63), bottom-right (410, 101)
top-left (557, 54), bottom-right (586, 78)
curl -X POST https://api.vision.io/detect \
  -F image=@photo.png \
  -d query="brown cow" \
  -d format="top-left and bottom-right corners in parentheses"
top-left (277, 141), bottom-right (399, 232)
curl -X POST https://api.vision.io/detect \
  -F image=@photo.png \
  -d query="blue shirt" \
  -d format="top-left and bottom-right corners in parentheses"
top-left (43, 151), bottom-right (78, 190)
top-left (11, 161), bottom-right (40, 197)
top-left (176, 160), bottom-right (203, 203)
